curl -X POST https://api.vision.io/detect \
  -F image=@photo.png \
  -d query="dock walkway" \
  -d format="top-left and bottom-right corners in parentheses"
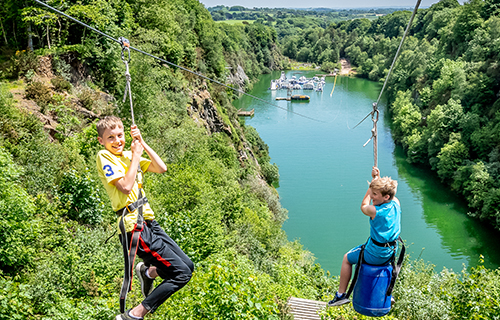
top-left (237, 108), bottom-right (254, 116)
top-left (287, 297), bottom-right (327, 320)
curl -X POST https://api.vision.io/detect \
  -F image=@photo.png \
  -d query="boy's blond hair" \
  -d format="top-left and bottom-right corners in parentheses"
top-left (370, 177), bottom-right (398, 200)
top-left (96, 116), bottom-right (123, 137)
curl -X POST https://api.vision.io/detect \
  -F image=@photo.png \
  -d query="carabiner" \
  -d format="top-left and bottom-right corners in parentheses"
top-left (119, 37), bottom-right (131, 63)
top-left (371, 102), bottom-right (379, 123)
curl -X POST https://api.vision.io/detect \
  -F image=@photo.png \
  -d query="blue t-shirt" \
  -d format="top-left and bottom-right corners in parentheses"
top-left (365, 200), bottom-right (401, 261)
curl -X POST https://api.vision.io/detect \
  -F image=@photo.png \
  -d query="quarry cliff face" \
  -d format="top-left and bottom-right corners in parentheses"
top-left (187, 82), bottom-right (261, 172)
top-left (226, 65), bottom-right (249, 92)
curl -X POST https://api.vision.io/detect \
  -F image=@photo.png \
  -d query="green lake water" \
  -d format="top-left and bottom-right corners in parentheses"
top-left (233, 70), bottom-right (500, 275)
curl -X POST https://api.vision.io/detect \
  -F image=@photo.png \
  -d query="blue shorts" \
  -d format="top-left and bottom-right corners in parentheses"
top-left (346, 244), bottom-right (394, 266)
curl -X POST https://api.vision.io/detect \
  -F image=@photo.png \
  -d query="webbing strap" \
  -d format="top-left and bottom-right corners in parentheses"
top-left (345, 244), bottom-right (365, 299)
top-left (345, 237), bottom-right (405, 299)
top-left (118, 188), bottom-right (145, 313)
top-left (386, 236), bottom-right (405, 296)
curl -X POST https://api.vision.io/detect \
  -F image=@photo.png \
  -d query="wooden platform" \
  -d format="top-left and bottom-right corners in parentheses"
top-left (287, 297), bottom-right (327, 320)
top-left (237, 108), bottom-right (254, 116)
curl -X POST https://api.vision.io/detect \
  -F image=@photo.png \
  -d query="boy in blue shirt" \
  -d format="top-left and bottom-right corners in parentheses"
top-left (329, 167), bottom-right (401, 306)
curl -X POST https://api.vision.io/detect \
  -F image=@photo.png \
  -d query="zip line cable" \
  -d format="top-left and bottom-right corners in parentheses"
top-left (32, 0), bottom-right (324, 123)
top-left (352, 0), bottom-right (422, 131)
top-left (353, 0), bottom-right (421, 168)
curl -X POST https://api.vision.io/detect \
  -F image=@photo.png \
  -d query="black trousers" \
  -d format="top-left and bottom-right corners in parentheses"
top-left (130, 219), bottom-right (194, 313)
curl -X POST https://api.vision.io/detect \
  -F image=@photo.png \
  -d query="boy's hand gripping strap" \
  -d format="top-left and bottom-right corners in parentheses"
top-left (118, 188), bottom-right (145, 313)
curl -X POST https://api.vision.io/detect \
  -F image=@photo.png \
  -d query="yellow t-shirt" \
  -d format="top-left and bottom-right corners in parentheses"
top-left (96, 150), bottom-right (154, 232)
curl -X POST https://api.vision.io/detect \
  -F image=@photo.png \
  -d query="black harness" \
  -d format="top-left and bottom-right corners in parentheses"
top-left (346, 236), bottom-right (406, 299)
top-left (117, 189), bottom-right (148, 313)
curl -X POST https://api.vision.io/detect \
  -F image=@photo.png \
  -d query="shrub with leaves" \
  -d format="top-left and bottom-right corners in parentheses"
top-left (77, 86), bottom-right (100, 111)
top-left (25, 81), bottom-right (53, 107)
top-left (11, 50), bottom-right (40, 79)
top-left (57, 168), bottom-right (105, 225)
top-left (51, 76), bottom-right (72, 92)
top-left (0, 147), bottom-right (38, 270)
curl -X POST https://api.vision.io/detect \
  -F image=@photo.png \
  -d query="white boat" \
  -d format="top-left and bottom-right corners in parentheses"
top-left (292, 84), bottom-right (302, 90)
top-left (270, 80), bottom-right (278, 90)
top-left (303, 81), bottom-right (315, 90)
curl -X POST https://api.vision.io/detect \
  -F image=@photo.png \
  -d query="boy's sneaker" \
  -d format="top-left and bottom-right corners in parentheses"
top-left (115, 309), bottom-right (143, 320)
top-left (328, 292), bottom-right (350, 307)
top-left (135, 262), bottom-right (154, 298)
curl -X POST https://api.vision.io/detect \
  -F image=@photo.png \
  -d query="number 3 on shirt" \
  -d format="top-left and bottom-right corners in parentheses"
top-left (103, 165), bottom-right (114, 177)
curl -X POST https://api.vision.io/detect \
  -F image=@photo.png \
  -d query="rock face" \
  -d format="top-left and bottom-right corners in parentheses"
top-left (188, 87), bottom-right (232, 136)
top-left (187, 84), bottom-right (262, 171)
top-left (226, 65), bottom-right (249, 92)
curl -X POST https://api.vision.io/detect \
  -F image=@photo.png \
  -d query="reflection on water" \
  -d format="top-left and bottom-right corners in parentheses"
top-left (234, 70), bottom-right (500, 274)
top-left (393, 146), bottom-right (500, 270)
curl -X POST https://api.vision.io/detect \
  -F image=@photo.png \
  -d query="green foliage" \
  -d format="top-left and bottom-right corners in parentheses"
top-left (57, 168), bottom-right (105, 225)
top-left (392, 259), bottom-right (456, 320)
top-left (0, 147), bottom-right (38, 270)
top-left (51, 76), bottom-right (72, 92)
top-left (261, 161), bottom-right (280, 185)
top-left (3, 2), bottom-right (500, 320)
top-left (437, 132), bottom-right (469, 182)
top-left (163, 253), bottom-right (280, 319)
top-left (451, 259), bottom-right (500, 319)
top-left (76, 85), bottom-right (100, 111)
top-left (25, 81), bottom-right (53, 107)
top-left (0, 273), bottom-right (34, 320)
top-left (9, 50), bottom-right (40, 79)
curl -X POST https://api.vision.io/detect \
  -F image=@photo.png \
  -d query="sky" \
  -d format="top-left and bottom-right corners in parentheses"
top-left (199, 0), bottom-right (465, 9)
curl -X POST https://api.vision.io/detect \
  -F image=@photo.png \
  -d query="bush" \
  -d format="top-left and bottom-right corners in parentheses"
top-left (0, 147), bottom-right (38, 270)
top-left (25, 81), bottom-right (53, 107)
top-left (261, 161), bottom-right (280, 185)
top-left (77, 86), bottom-right (100, 111)
top-left (57, 168), bottom-right (105, 225)
top-left (0, 273), bottom-right (34, 320)
top-left (51, 76), bottom-right (72, 92)
top-left (11, 50), bottom-right (40, 79)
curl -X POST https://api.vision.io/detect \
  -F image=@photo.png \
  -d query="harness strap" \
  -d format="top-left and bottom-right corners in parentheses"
top-left (118, 188), bottom-right (145, 313)
top-left (115, 197), bottom-right (149, 216)
top-left (345, 244), bottom-right (365, 299)
top-left (371, 237), bottom-right (397, 248)
top-left (345, 236), bottom-right (406, 299)
top-left (386, 236), bottom-right (405, 296)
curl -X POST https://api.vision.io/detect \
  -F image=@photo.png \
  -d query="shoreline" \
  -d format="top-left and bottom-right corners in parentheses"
top-left (339, 58), bottom-right (353, 75)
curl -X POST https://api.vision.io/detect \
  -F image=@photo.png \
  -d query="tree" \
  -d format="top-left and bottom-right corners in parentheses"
top-left (437, 132), bottom-right (469, 182)
top-left (425, 98), bottom-right (464, 168)
top-left (297, 47), bottom-right (311, 62)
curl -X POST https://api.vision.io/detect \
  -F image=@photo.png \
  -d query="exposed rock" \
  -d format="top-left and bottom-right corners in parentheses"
top-left (226, 65), bottom-right (249, 92)
top-left (188, 87), bottom-right (231, 136)
top-left (38, 56), bottom-right (54, 78)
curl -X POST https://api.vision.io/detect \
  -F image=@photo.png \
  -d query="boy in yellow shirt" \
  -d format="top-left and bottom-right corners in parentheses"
top-left (96, 116), bottom-right (193, 320)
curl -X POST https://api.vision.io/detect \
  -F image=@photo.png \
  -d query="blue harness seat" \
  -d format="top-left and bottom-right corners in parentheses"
top-left (346, 237), bottom-right (405, 317)
top-left (352, 263), bottom-right (393, 317)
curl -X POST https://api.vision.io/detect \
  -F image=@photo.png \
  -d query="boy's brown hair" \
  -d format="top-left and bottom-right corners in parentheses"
top-left (370, 177), bottom-right (398, 200)
top-left (96, 116), bottom-right (123, 137)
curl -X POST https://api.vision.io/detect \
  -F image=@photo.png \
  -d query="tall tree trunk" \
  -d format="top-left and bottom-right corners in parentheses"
top-left (27, 23), bottom-right (33, 51)
top-left (46, 23), bottom-right (51, 49)
top-left (0, 18), bottom-right (7, 45)
top-left (13, 21), bottom-right (18, 47)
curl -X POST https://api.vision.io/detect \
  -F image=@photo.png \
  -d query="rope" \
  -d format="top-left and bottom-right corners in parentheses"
top-left (32, 0), bottom-right (323, 123)
top-left (354, 0), bottom-right (422, 167)
top-left (375, 0), bottom-right (422, 107)
top-left (330, 74), bottom-right (337, 97)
